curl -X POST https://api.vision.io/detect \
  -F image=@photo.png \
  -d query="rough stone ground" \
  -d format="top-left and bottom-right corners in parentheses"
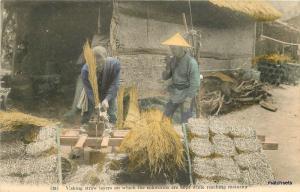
top-left (209, 84), bottom-right (300, 184)
top-left (0, 126), bottom-right (58, 185)
top-left (64, 153), bottom-right (123, 185)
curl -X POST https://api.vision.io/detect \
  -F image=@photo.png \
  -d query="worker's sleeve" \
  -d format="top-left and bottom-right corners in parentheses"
top-left (81, 68), bottom-right (94, 103)
top-left (162, 70), bottom-right (172, 80)
top-left (162, 58), bottom-right (174, 80)
top-left (186, 59), bottom-right (201, 98)
top-left (105, 61), bottom-right (121, 101)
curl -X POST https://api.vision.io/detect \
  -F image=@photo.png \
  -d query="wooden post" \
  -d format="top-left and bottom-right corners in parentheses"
top-left (182, 12), bottom-right (201, 118)
top-left (97, 6), bottom-right (101, 34)
top-left (110, 0), bottom-right (119, 57)
top-left (100, 136), bottom-right (109, 147)
top-left (56, 124), bottom-right (63, 185)
top-left (0, 1), bottom-right (3, 82)
top-left (253, 21), bottom-right (256, 59)
top-left (75, 134), bottom-right (88, 149)
top-left (11, 11), bottom-right (18, 76)
top-left (262, 142), bottom-right (278, 150)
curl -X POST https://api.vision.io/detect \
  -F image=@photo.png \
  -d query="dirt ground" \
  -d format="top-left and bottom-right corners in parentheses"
top-left (215, 84), bottom-right (300, 184)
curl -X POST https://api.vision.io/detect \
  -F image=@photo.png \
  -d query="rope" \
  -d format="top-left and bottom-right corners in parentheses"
top-left (260, 35), bottom-right (299, 46)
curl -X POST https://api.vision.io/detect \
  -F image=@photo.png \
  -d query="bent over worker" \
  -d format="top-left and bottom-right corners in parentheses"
top-left (80, 46), bottom-right (120, 125)
top-left (161, 33), bottom-right (200, 123)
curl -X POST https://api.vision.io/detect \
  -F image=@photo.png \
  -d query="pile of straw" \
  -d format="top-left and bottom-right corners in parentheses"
top-left (116, 86), bottom-right (125, 129)
top-left (254, 54), bottom-right (292, 64)
top-left (122, 86), bottom-right (140, 129)
top-left (0, 111), bottom-right (53, 132)
top-left (120, 109), bottom-right (184, 179)
top-left (83, 40), bottom-right (99, 107)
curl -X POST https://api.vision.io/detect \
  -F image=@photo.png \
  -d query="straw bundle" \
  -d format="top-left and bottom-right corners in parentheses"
top-left (0, 111), bottom-right (53, 132)
top-left (241, 167), bottom-right (274, 185)
top-left (116, 86), bottom-right (125, 129)
top-left (254, 54), bottom-right (292, 64)
top-left (122, 86), bottom-right (140, 129)
top-left (234, 152), bottom-right (270, 170)
top-left (83, 40), bottom-right (99, 107)
top-left (209, 0), bottom-right (281, 21)
top-left (120, 109), bottom-right (184, 179)
top-left (212, 134), bottom-right (236, 157)
top-left (214, 157), bottom-right (241, 180)
top-left (234, 138), bottom-right (262, 153)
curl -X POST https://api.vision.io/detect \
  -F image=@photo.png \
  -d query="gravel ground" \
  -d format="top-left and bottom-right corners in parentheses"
top-left (0, 125), bottom-right (58, 185)
top-left (64, 153), bottom-right (124, 186)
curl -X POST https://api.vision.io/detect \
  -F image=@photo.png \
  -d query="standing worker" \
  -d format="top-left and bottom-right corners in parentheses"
top-left (80, 45), bottom-right (120, 127)
top-left (161, 33), bottom-right (200, 123)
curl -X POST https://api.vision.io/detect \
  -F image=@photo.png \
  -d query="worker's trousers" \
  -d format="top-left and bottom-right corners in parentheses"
top-left (163, 98), bottom-right (195, 123)
top-left (81, 98), bottom-right (117, 124)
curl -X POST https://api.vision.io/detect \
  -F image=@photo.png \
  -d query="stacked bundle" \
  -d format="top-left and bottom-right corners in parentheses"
top-left (188, 117), bottom-right (274, 185)
top-left (120, 109), bottom-right (184, 179)
top-left (116, 86), bottom-right (125, 129)
top-left (255, 54), bottom-right (292, 64)
top-left (122, 86), bottom-right (140, 129)
top-left (258, 61), bottom-right (300, 85)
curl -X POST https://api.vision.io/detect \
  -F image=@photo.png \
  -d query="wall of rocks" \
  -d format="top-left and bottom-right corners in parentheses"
top-left (187, 118), bottom-right (274, 185)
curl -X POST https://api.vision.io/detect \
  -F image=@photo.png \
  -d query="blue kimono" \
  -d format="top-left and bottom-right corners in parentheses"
top-left (81, 57), bottom-right (120, 123)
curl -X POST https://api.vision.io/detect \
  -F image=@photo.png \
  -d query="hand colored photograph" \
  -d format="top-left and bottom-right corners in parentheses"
top-left (0, 0), bottom-right (299, 191)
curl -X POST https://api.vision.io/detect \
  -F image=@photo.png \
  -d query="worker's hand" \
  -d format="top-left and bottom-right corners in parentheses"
top-left (95, 103), bottom-right (101, 110)
top-left (200, 74), bottom-right (203, 80)
top-left (101, 99), bottom-right (109, 111)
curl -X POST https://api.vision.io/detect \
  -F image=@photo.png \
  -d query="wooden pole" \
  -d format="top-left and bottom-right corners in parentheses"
top-left (97, 6), bottom-right (101, 34)
top-left (253, 22), bottom-right (256, 59)
top-left (182, 13), bottom-right (188, 33)
top-left (11, 11), bottom-right (18, 76)
top-left (182, 12), bottom-right (201, 118)
top-left (56, 123), bottom-right (63, 185)
top-left (0, 1), bottom-right (3, 82)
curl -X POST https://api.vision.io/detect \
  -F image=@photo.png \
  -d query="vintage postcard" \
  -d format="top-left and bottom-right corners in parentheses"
top-left (0, 0), bottom-right (299, 191)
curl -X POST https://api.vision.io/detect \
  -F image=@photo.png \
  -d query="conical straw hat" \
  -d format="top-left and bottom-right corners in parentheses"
top-left (161, 33), bottom-right (191, 47)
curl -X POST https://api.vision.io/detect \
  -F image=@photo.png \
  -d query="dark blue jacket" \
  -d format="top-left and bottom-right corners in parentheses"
top-left (81, 57), bottom-right (120, 104)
